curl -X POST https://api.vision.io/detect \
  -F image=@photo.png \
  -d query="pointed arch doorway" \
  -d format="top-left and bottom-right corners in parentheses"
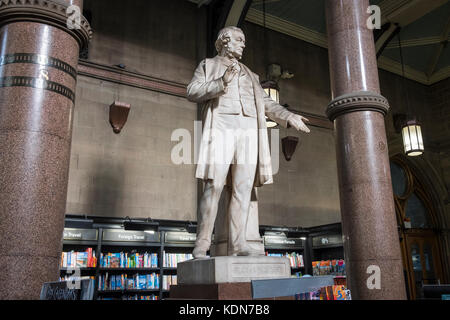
top-left (390, 156), bottom-right (445, 300)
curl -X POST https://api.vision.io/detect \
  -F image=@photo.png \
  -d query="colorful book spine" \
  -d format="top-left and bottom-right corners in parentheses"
top-left (162, 252), bottom-right (193, 268)
top-left (61, 248), bottom-right (96, 268)
top-left (98, 273), bottom-right (159, 291)
top-left (99, 252), bottom-right (158, 268)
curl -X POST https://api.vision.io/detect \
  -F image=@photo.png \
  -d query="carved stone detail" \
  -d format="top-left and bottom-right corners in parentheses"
top-left (326, 91), bottom-right (390, 121)
top-left (0, 0), bottom-right (92, 49)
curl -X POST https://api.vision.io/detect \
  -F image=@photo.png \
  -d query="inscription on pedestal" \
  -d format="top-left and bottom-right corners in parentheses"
top-left (231, 264), bottom-right (285, 278)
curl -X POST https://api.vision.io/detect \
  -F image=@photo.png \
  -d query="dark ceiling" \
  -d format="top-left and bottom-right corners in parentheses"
top-left (248, 0), bottom-right (450, 85)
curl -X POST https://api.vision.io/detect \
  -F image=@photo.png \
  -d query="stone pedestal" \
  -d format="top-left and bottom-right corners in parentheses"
top-left (177, 256), bottom-right (291, 285)
top-left (0, 0), bottom-right (91, 299)
top-left (170, 283), bottom-right (253, 300)
top-left (169, 282), bottom-right (297, 300)
top-left (325, 0), bottom-right (406, 299)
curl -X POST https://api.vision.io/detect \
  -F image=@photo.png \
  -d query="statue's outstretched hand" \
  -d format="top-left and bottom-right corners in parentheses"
top-left (288, 114), bottom-right (311, 133)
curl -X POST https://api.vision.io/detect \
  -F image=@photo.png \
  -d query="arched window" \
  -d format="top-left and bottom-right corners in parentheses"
top-left (405, 192), bottom-right (431, 229)
top-left (389, 158), bottom-right (436, 229)
top-left (390, 156), bottom-right (444, 300)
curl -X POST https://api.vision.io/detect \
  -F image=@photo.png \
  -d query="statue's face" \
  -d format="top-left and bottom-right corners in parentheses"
top-left (226, 30), bottom-right (246, 59)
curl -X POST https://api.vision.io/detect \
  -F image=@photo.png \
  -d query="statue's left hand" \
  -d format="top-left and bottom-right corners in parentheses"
top-left (287, 114), bottom-right (311, 133)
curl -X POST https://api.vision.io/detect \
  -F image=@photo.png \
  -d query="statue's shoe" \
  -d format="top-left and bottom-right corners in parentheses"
top-left (193, 247), bottom-right (209, 259)
top-left (233, 244), bottom-right (259, 256)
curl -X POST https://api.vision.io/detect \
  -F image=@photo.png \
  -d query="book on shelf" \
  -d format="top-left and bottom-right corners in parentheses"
top-left (265, 252), bottom-right (304, 268)
top-left (162, 275), bottom-right (177, 290)
top-left (100, 252), bottom-right (158, 268)
top-left (99, 295), bottom-right (158, 301)
top-left (294, 285), bottom-right (351, 300)
top-left (60, 248), bottom-right (97, 268)
top-left (124, 294), bottom-right (158, 301)
top-left (162, 252), bottom-right (193, 268)
top-left (312, 259), bottom-right (346, 276)
top-left (59, 275), bottom-right (95, 282)
top-left (98, 272), bottom-right (160, 291)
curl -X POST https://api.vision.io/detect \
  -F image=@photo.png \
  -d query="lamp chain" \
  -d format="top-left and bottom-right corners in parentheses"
top-left (263, 0), bottom-right (268, 78)
top-left (397, 29), bottom-right (412, 121)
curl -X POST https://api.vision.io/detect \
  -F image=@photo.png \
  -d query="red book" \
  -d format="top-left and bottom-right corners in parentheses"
top-left (87, 248), bottom-right (92, 267)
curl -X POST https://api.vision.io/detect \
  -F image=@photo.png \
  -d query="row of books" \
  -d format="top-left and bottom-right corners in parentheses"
top-left (312, 260), bottom-right (346, 276)
top-left (265, 252), bottom-right (304, 268)
top-left (124, 295), bottom-right (158, 300)
top-left (60, 248), bottom-right (97, 268)
top-left (163, 252), bottom-right (193, 268)
top-left (295, 285), bottom-right (351, 300)
top-left (99, 252), bottom-right (158, 268)
top-left (59, 276), bottom-right (95, 282)
top-left (99, 295), bottom-right (159, 301)
top-left (162, 275), bottom-right (177, 290)
top-left (98, 273), bottom-right (160, 291)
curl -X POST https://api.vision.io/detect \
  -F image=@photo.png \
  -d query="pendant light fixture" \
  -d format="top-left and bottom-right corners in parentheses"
top-left (261, 0), bottom-right (278, 128)
top-left (398, 29), bottom-right (424, 156)
top-left (261, 80), bottom-right (279, 103)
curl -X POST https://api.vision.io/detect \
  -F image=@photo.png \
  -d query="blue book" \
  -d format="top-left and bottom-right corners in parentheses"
top-left (139, 275), bottom-right (147, 289)
top-left (111, 275), bottom-right (115, 290)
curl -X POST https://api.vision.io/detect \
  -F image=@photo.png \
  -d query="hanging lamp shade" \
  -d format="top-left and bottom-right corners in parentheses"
top-left (402, 120), bottom-right (424, 157)
top-left (261, 80), bottom-right (279, 103)
top-left (261, 80), bottom-right (279, 128)
top-left (396, 31), bottom-right (424, 157)
top-left (281, 136), bottom-right (299, 161)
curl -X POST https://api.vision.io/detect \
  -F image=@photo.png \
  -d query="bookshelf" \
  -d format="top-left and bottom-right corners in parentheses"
top-left (96, 228), bottom-right (162, 300)
top-left (312, 233), bottom-right (344, 260)
top-left (60, 228), bottom-right (99, 282)
top-left (160, 230), bottom-right (196, 295)
top-left (311, 232), bottom-right (346, 283)
top-left (60, 217), bottom-right (345, 299)
top-left (61, 219), bottom-right (198, 300)
top-left (263, 232), bottom-right (306, 278)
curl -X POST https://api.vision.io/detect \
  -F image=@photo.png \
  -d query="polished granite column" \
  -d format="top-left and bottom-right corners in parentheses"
top-left (325, 0), bottom-right (406, 299)
top-left (0, 0), bottom-right (91, 299)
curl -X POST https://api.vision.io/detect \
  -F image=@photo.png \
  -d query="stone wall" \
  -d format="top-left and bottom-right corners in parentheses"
top-left (67, 0), bottom-right (201, 220)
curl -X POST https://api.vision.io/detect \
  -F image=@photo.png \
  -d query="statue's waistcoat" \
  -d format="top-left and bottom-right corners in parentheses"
top-left (216, 68), bottom-right (257, 118)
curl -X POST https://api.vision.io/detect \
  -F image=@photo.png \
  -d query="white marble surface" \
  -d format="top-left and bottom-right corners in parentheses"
top-left (177, 256), bottom-right (291, 285)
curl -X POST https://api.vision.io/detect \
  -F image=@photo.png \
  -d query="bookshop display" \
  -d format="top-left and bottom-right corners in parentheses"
top-left (294, 284), bottom-right (351, 300)
top-left (59, 217), bottom-right (344, 300)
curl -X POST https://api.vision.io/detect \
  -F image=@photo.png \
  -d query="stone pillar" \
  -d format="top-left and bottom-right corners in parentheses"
top-left (325, 0), bottom-right (406, 299)
top-left (0, 0), bottom-right (91, 299)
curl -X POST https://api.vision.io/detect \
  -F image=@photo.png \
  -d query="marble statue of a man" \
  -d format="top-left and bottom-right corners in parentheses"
top-left (187, 26), bottom-right (310, 259)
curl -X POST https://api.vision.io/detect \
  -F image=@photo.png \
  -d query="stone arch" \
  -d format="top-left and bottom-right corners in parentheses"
top-left (390, 152), bottom-right (450, 284)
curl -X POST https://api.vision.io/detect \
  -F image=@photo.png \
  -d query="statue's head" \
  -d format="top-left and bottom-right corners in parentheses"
top-left (215, 26), bottom-right (246, 60)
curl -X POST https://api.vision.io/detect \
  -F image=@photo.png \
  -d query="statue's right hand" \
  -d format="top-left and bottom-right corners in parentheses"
top-left (222, 62), bottom-right (239, 85)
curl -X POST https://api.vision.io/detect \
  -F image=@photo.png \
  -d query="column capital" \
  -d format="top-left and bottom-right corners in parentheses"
top-left (326, 91), bottom-right (390, 121)
top-left (0, 0), bottom-right (92, 50)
